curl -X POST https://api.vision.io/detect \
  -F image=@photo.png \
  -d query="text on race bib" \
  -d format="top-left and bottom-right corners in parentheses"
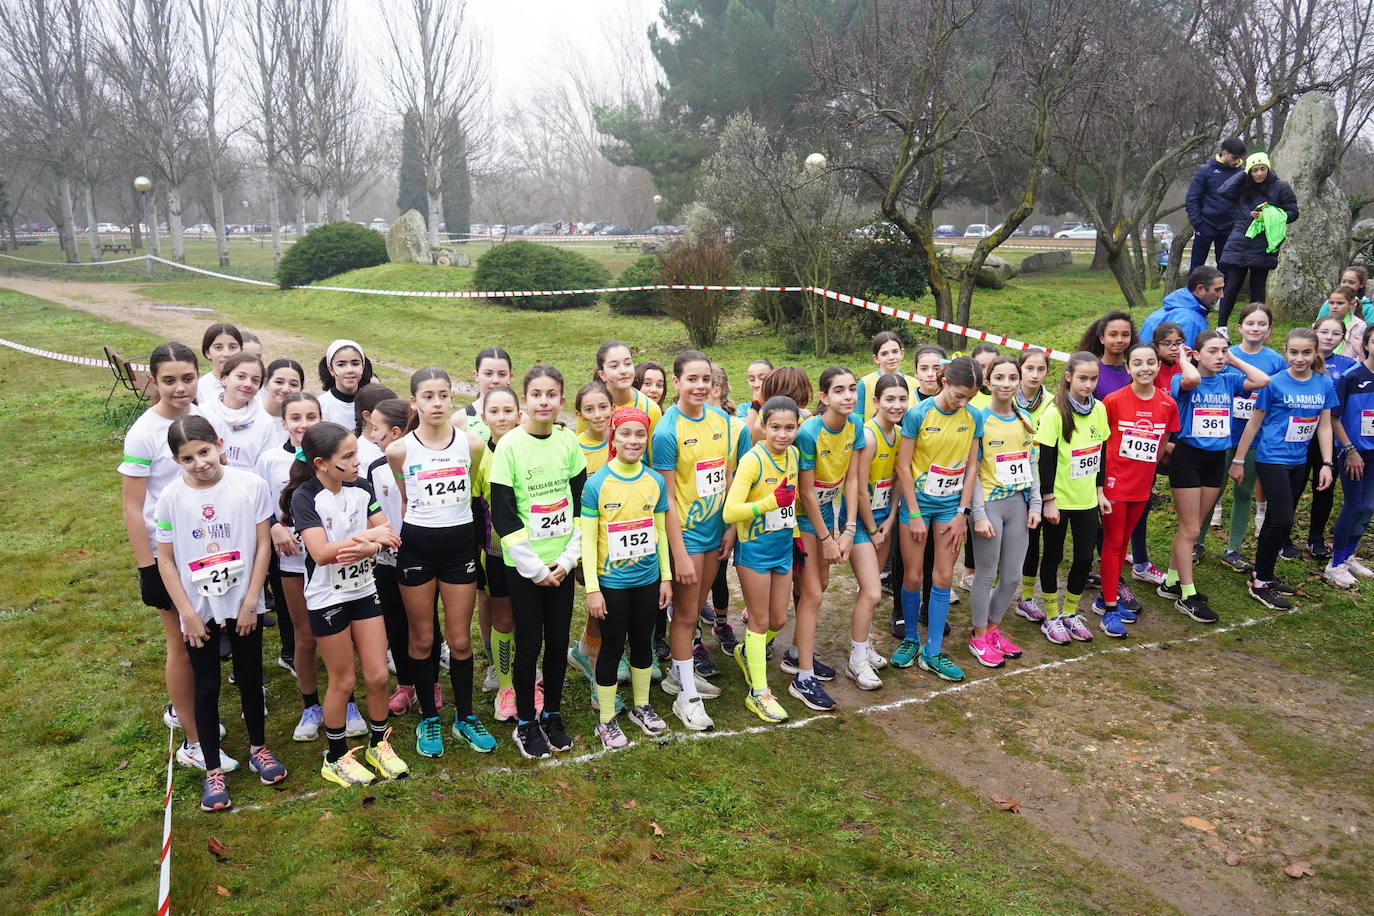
top-left (1191, 407), bottom-right (1230, 439)
top-left (870, 478), bottom-right (893, 511)
top-left (1362, 410), bottom-right (1374, 438)
top-left (922, 463), bottom-right (964, 498)
top-left (1069, 445), bottom-right (1100, 480)
top-left (1232, 395), bottom-right (1255, 420)
top-left (994, 450), bottom-right (1032, 487)
top-left (330, 556), bottom-right (375, 591)
top-left (765, 502), bottom-right (796, 532)
top-left (695, 457), bottom-right (727, 498)
top-left (606, 517), bottom-right (654, 562)
top-left (189, 551), bottom-right (244, 598)
top-left (1119, 429), bottom-right (1161, 462)
top-left (417, 465), bottom-right (467, 507)
top-left (1284, 415), bottom-right (1318, 443)
top-left (530, 497), bottom-right (572, 540)
top-left (813, 478), bottom-right (842, 505)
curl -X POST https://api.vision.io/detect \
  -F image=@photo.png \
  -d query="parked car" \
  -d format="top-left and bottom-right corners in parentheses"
top-left (934, 224), bottom-right (960, 238)
top-left (1058, 221), bottom-right (1084, 233)
top-left (1029, 224), bottom-right (1052, 237)
top-left (645, 224), bottom-right (676, 236)
top-left (490, 224), bottom-right (506, 237)
top-left (186, 223), bottom-right (216, 235)
top-left (526, 223), bottom-right (557, 235)
top-left (1152, 223), bottom-right (1174, 246)
top-left (509, 225), bottom-right (528, 235)
top-left (96, 221), bottom-right (123, 233)
top-left (1054, 225), bottom-right (1098, 239)
top-left (595, 224), bottom-right (632, 236)
top-left (468, 224), bottom-right (489, 237)
top-left (963, 223), bottom-right (993, 238)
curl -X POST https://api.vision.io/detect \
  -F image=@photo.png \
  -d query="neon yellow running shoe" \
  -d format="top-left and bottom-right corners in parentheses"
top-left (320, 746), bottom-right (375, 788)
top-left (364, 730), bottom-right (410, 779)
top-left (744, 689), bottom-right (788, 723)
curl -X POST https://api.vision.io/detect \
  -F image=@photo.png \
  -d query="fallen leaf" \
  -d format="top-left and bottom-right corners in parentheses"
top-left (621, 799), bottom-right (638, 809)
top-left (1179, 816), bottom-right (1216, 834)
top-left (1224, 850), bottom-right (1241, 866)
top-left (555, 780), bottom-right (570, 790)
top-left (360, 795), bottom-right (376, 809)
top-left (991, 795), bottom-right (1021, 813)
top-left (648, 852), bottom-right (666, 861)
top-left (207, 838), bottom-right (228, 859)
top-left (1284, 860), bottom-right (1315, 879)
top-left (216, 885), bottom-right (230, 897)
top-left (117, 760), bottom-right (129, 771)
top-left (318, 810), bottom-right (332, 821)
top-left (650, 820), bottom-right (664, 837)
top-left (120, 661), bottom-right (133, 669)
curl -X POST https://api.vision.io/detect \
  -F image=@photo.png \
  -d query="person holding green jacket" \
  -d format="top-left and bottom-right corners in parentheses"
top-left (1216, 152), bottom-right (1299, 332)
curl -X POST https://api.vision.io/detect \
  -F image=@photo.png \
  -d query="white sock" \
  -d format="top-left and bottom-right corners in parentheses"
top-left (850, 640), bottom-right (868, 669)
top-left (672, 658), bottom-right (698, 700)
top-left (798, 667), bottom-right (815, 682)
top-left (1256, 500), bottom-right (1267, 526)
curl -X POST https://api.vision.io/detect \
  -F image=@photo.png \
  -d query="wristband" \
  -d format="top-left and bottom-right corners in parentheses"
top-left (1322, 461), bottom-right (1336, 469)
top-left (1231, 459), bottom-right (1245, 465)
top-left (819, 532), bottom-right (832, 542)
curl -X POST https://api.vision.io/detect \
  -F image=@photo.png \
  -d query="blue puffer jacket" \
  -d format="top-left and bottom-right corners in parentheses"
top-left (1140, 287), bottom-right (1211, 347)
top-left (1185, 157), bottom-right (1243, 234)
top-left (1217, 170), bottom-right (1299, 271)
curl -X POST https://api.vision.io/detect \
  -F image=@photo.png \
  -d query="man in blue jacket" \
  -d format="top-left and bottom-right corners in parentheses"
top-left (1185, 138), bottom-right (1247, 272)
top-left (1140, 266), bottom-right (1225, 347)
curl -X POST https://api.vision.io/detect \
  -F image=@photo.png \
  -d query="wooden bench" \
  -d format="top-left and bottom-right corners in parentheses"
top-left (100, 243), bottom-right (133, 255)
top-left (613, 241), bottom-right (640, 251)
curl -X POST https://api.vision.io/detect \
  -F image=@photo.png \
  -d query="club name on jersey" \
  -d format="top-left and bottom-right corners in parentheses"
top-left (1277, 393), bottom-right (1328, 408)
top-left (190, 523), bottom-right (234, 540)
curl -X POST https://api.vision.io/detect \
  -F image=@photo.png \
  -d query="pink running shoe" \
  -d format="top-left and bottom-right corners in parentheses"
top-left (434, 683), bottom-right (444, 712)
top-left (1131, 562), bottom-right (1166, 585)
top-left (494, 687), bottom-right (517, 722)
top-left (1065, 614), bottom-right (1094, 642)
top-left (388, 684), bottom-right (415, 716)
top-left (1015, 598), bottom-right (1045, 623)
top-left (987, 624), bottom-right (1022, 658)
top-left (534, 678), bottom-right (545, 718)
top-left (1041, 615), bottom-right (1071, 645)
top-left (968, 631), bottom-right (1005, 668)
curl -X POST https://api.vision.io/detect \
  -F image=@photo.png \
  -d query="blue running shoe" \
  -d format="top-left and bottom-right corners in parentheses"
top-left (780, 647), bottom-right (836, 681)
top-left (917, 650), bottom-right (965, 682)
top-left (452, 715), bottom-right (498, 753)
top-left (1092, 595), bottom-right (1137, 624)
top-left (1099, 609), bottom-right (1128, 638)
top-left (200, 771), bottom-right (231, 812)
top-left (787, 675), bottom-right (837, 711)
top-left (415, 715), bottom-right (444, 758)
top-left (891, 639), bottom-right (921, 669)
top-left (1115, 580), bottom-right (1141, 613)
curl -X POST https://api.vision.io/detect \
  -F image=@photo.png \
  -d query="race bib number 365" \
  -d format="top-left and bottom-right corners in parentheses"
top-left (1284, 415), bottom-right (1318, 443)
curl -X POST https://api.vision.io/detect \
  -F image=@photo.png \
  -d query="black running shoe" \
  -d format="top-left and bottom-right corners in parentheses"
top-left (653, 635), bottom-right (671, 662)
top-left (1176, 594), bottom-right (1218, 623)
top-left (890, 610), bottom-right (905, 639)
top-left (540, 713), bottom-right (572, 752)
top-left (1279, 542), bottom-right (1301, 561)
top-left (691, 641), bottom-right (719, 678)
top-left (514, 721), bottom-right (551, 759)
top-left (713, 618), bottom-right (739, 655)
top-left (1248, 579), bottom-right (1292, 610)
top-left (1308, 540), bottom-right (1332, 561)
top-left (1156, 581), bottom-right (1182, 601)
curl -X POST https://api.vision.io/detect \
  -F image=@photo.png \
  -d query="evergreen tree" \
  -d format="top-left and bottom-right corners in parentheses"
top-left (440, 126), bottom-right (470, 241)
top-left (396, 108), bottom-right (427, 221)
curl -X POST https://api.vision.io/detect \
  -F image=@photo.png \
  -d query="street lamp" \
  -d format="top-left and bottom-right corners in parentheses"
top-left (133, 176), bottom-right (152, 276)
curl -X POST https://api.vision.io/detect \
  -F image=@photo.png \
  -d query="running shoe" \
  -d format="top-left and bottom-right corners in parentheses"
top-left (200, 772), bottom-right (232, 812)
top-left (713, 618), bottom-right (739, 654)
top-left (434, 683), bottom-right (444, 712)
top-left (1099, 609), bottom-right (1127, 638)
top-left (1176, 594), bottom-right (1219, 623)
top-left (596, 718), bottom-right (630, 749)
top-left (1279, 541), bottom-right (1300, 561)
top-left (1092, 595), bottom-right (1137, 624)
top-left (1115, 580), bottom-right (1141, 613)
top-left (293, 704), bottom-right (323, 741)
top-left (699, 601), bottom-right (717, 624)
top-left (1193, 543), bottom-right (1206, 563)
top-left (163, 704), bottom-right (226, 737)
top-left (248, 746), bottom-right (287, 785)
top-left (276, 654), bottom-right (296, 677)
top-left (482, 663), bottom-right (499, 693)
top-left (627, 703), bottom-right (668, 736)
top-left (733, 643), bottom-right (752, 688)
top-left (1085, 571), bottom-right (1102, 589)
top-left (958, 571), bottom-right (975, 592)
top-left (541, 713), bottom-right (572, 752)
top-left (1064, 614), bottom-right (1094, 642)
top-left (494, 687), bottom-right (517, 723)
top-left (176, 741), bottom-right (239, 772)
top-left (917, 651), bottom-right (965, 682)
top-left (1309, 540), bottom-right (1332, 561)
top-left (1323, 562), bottom-right (1358, 589)
top-left (388, 685), bottom-right (415, 717)
top-left (987, 624), bottom-right (1021, 658)
top-left (788, 675), bottom-right (837, 710)
top-left (386, 648), bottom-right (396, 675)
top-left (415, 715), bottom-right (444, 758)
top-left (365, 731), bottom-right (410, 779)
top-left (513, 722), bottom-right (551, 759)
top-left (649, 658), bottom-right (663, 682)
top-left (891, 639), bottom-right (921, 668)
top-left (1041, 615), bottom-right (1072, 645)
top-left (453, 715), bottom-right (498, 753)
top-left (890, 609), bottom-right (905, 639)
top-left (653, 635), bottom-right (671, 662)
top-left (692, 641), bottom-right (719, 678)
top-left (1015, 598), bottom-right (1046, 623)
top-left (1248, 578), bottom-right (1293, 610)
top-left (949, 589), bottom-right (961, 606)
top-left (1156, 581), bottom-right (1182, 601)
top-left (1220, 550), bottom-right (1254, 573)
top-left (1131, 562), bottom-right (1166, 585)
top-left (320, 748), bottom-right (375, 787)
top-left (345, 702), bottom-right (366, 738)
top-left (745, 689), bottom-right (788, 723)
top-left (617, 654), bottom-right (631, 684)
top-left (846, 656), bottom-right (882, 690)
top-left (868, 645), bottom-right (889, 670)
top-left (439, 641), bottom-right (451, 670)
top-left (1345, 556), bottom-right (1374, 579)
top-left (567, 643), bottom-right (594, 681)
top-left (1217, 325), bottom-right (1229, 342)
top-left (588, 686), bottom-right (625, 715)
top-left (968, 631), bottom-right (1005, 668)
top-left (672, 695), bottom-right (714, 731)
top-left (779, 647), bottom-right (836, 681)
top-left (1270, 578), bottom-right (1296, 595)
top-left (661, 667), bottom-right (721, 699)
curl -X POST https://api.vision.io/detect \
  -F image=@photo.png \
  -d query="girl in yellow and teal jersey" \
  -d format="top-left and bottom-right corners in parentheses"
top-left (650, 350), bottom-right (736, 732)
top-left (700, 365), bottom-right (750, 660)
top-left (789, 366), bottom-right (866, 711)
top-left (575, 381), bottom-right (614, 474)
top-left (633, 361), bottom-right (667, 410)
top-left (892, 357), bottom-right (984, 682)
top-left (584, 340), bottom-right (663, 434)
top-left (855, 332), bottom-right (913, 422)
top-left (1013, 348), bottom-right (1054, 622)
top-left (580, 406), bottom-right (675, 749)
top-left (724, 395), bottom-right (801, 724)
top-left (846, 373), bottom-right (909, 690)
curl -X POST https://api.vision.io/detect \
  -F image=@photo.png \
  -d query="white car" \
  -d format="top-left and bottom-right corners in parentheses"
top-left (96, 222), bottom-right (124, 233)
top-left (1054, 225), bottom-right (1098, 239)
top-left (963, 223), bottom-right (993, 238)
top-left (186, 223), bottom-right (216, 234)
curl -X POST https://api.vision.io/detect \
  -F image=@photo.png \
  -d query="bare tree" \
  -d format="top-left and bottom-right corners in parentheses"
top-left (64, 0), bottom-right (108, 263)
top-left (189, 0), bottom-right (233, 265)
top-left (241, 0), bottom-right (286, 261)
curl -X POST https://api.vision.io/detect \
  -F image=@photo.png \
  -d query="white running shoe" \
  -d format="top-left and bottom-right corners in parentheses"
top-left (661, 668), bottom-right (721, 699)
top-left (845, 656), bottom-right (882, 690)
top-left (293, 704), bottom-right (323, 741)
top-left (1210, 503), bottom-right (1224, 528)
top-left (163, 703), bottom-right (225, 737)
top-left (439, 642), bottom-right (451, 671)
top-left (1323, 561), bottom-right (1358, 589)
top-left (1344, 556), bottom-right (1374, 579)
top-left (386, 648), bottom-right (396, 675)
top-left (867, 645), bottom-right (889, 671)
top-left (176, 741), bottom-right (239, 772)
top-left (482, 663), bottom-right (500, 693)
top-left (345, 702), bottom-right (367, 737)
top-left (672, 694), bottom-right (714, 731)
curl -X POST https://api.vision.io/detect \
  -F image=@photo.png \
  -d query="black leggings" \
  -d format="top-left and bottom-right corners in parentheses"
top-left (266, 555), bottom-right (295, 661)
top-left (595, 582), bottom-right (658, 687)
top-left (1023, 523), bottom-right (1041, 581)
top-left (1218, 266), bottom-right (1269, 327)
top-left (710, 560), bottom-right (729, 611)
top-left (889, 529), bottom-right (935, 618)
top-left (1255, 462), bottom-right (1306, 581)
top-left (375, 564), bottom-right (439, 687)
top-left (185, 620), bottom-right (264, 772)
top-left (1040, 507), bottom-right (1100, 597)
top-left (508, 571), bottom-right (573, 722)
top-left (1305, 440), bottom-right (1335, 545)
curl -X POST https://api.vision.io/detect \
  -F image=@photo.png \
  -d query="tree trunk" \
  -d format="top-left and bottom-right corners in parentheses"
top-left (295, 195), bottom-right (306, 241)
top-left (1163, 219), bottom-right (1192, 293)
top-left (166, 186), bottom-right (185, 262)
top-left (58, 176), bottom-right (78, 263)
top-left (212, 183), bottom-right (229, 266)
top-left (1104, 242), bottom-right (1147, 311)
top-left (268, 180), bottom-right (282, 265)
top-left (426, 190), bottom-right (441, 248)
top-left (338, 192), bottom-right (349, 221)
top-left (148, 197), bottom-right (162, 257)
top-left (84, 184), bottom-right (101, 263)
top-left (315, 195), bottom-right (326, 226)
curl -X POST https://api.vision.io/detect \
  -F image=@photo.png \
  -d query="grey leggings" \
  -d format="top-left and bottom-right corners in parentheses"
top-left (970, 496), bottom-right (1030, 628)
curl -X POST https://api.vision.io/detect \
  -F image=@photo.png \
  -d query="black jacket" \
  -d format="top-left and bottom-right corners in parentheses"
top-left (1185, 157), bottom-right (1243, 234)
top-left (1217, 169), bottom-right (1299, 271)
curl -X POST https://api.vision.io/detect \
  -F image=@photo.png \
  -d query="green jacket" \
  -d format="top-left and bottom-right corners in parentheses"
top-left (1244, 204), bottom-right (1288, 253)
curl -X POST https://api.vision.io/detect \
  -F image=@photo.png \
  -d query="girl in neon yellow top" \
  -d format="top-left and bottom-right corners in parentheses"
top-left (856, 331), bottom-right (914, 421)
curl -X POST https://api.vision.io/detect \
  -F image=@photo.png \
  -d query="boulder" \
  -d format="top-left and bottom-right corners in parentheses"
top-left (1350, 218), bottom-right (1374, 268)
top-left (937, 246), bottom-right (1019, 289)
top-left (1019, 249), bottom-right (1074, 273)
top-left (386, 209), bottom-right (431, 264)
top-left (1268, 93), bottom-right (1351, 321)
top-left (433, 249), bottom-right (472, 268)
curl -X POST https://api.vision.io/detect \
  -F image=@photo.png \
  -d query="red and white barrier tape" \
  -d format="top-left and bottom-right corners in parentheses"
top-left (0, 337), bottom-right (149, 371)
top-left (158, 725), bottom-right (174, 916)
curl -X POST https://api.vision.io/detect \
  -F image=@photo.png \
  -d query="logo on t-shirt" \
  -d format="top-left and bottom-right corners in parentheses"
top-left (201, 504), bottom-right (216, 521)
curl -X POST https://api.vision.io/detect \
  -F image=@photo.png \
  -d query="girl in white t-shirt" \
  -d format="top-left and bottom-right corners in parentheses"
top-left (257, 358), bottom-right (305, 447)
top-left (156, 416), bottom-right (285, 812)
top-left (316, 339), bottom-right (376, 428)
top-left (199, 353), bottom-right (275, 471)
top-left (197, 323), bottom-right (242, 405)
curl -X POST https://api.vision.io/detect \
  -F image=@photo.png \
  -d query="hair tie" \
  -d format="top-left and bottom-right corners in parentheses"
top-left (294, 446), bottom-right (307, 463)
top-left (607, 405), bottom-right (652, 461)
top-left (325, 338), bottom-right (365, 364)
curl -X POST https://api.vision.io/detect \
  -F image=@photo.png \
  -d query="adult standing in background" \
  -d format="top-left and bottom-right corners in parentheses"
top-left (1186, 138), bottom-right (1247, 273)
top-left (1216, 152), bottom-right (1299, 333)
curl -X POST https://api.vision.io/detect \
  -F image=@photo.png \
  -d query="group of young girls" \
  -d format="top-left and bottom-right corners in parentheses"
top-left (121, 278), bottom-right (1374, 808)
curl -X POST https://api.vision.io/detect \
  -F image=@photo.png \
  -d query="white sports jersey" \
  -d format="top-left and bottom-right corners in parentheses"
top-left (357, 434), bottom-right (383, 471)
top-left (399, 429), bottom-right (473, 528)
top-left (118, 405), bottom-right (228, 554)
top-left (317, 390), bottom-right (356, 429)
top-left (290, 477), bottom-right (380, 610)
top-left (198, 371), bottom-right (224, 404)
top-left (154, 467), bottom-right (273, 625)
top-left (254, 441), bottom-right (307, 574)
top-left (367, 455), bottom-right (402, 568)
top-left (198, 396), bottom-right (278, 472)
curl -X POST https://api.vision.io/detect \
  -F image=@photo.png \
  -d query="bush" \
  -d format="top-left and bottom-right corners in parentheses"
top-left (659, 237), bottom-right (738, 348)
top-left (472, 240), bottom-right (611, 310)
top-left (275, 221), bottom-right (389, 289)
top-left (605, 255), bottom-right (664, 316)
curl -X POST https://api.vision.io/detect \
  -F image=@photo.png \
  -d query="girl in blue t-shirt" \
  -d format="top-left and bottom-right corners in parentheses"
top-left (1328, 324), bottom-right (1374, 586)
top-left (1230, 327), bottom-right (1338, 610)
top-left (1303, 315), bottom-right (1358, 560)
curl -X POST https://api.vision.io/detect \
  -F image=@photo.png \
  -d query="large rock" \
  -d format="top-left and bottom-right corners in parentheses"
top-left (386, 209), bottom-right (431, 264)
top-left (1350, 218), bottom-right (1374, 268)
top-left (433, 248), bottom-right (471, 267)
top-left (1019, 250), bottom-right (1073, 273)
top-left (1268, 93), bottom-right (1351, 321)
top-left (937, 246), bottom-right (1020, 289)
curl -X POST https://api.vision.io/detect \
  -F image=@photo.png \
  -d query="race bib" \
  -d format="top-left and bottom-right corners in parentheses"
top-left (994, 450), bottom-right (1032, 487)
top-left (1362, 410), bottom-right (1374, 438)
top-left (922, 463), bottom-right (964, 498)
top-left (1284, 415), bottom-right (1317, 443)
top-left (416, 465), bottom-right (467, 507)
top-left (870, 478), bottom-right (893, 511)
top-left (530, 497), bottom-right (572, 540)
top-left (695, 457), bottom-right (727, 498)
top-left (1069, 445), bottom-right (1100, 480)
top-left (813, 478), bottom-right (842, 505)
top-left (1191, 407), bottom-right (1230, 440)
top-left (607, 517), bottom-right (654, 562)
top-left (330, 557), bottom-right (374, 591)
top-left (1232, 396), bottom-right (1255, 421)
top-left (764, 502), bottom-right (796, 532)
top-left (1119, 429), bottom-right (1160, 462)
top-left (189, 550), bottom-right (244, 598)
